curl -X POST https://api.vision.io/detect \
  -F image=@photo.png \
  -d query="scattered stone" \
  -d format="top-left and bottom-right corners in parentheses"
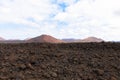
top-left (0, 43), bottom-right (119, 79)
top-left (93, 69), bottom-right (104, 76)
top-left (50, 72), bottom-right (57, 77)
top-left (111, 76), bottom-right (117, 80)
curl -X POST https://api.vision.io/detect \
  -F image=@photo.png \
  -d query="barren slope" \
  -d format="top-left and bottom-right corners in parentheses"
top-left (27, 34), bottom-right (63, 43)
top-left (80, 37), bottom-right (104, 42)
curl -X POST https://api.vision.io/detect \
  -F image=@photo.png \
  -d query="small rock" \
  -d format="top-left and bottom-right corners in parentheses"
top-left (27, 63), bottom-right (34, 70)
top-left (111, 77), bottom-right (117, 80)
top-left (50, 72), bottom-right (57, 77)
top-left (93, 69), bottom-right (104, 76)
top-left (19, 64), bottom-right (26, 70)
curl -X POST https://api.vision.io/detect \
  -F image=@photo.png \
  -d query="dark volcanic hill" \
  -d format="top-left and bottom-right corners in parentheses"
top-left (27, 34), bottom-right (63, 43)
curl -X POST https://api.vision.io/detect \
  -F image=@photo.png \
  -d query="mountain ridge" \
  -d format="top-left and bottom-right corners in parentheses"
top-left (0, 35), bottom-right (104, 43)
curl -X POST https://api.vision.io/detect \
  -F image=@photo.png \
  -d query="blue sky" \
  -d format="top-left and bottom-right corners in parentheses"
top-left (0, 0), bottom-right (120, 41)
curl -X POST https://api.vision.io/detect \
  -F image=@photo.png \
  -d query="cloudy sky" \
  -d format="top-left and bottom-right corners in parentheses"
top-left (0, 0), bottom-right (120, 41)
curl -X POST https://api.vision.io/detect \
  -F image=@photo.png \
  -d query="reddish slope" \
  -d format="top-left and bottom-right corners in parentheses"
top-left (27, 34), bottom-right (63, 43)
top-left (80, 37), bottom-right (104, 42)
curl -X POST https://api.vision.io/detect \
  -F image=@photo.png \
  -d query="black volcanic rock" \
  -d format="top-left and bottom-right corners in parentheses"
top-left (0, 42), bottom-right (119, 79)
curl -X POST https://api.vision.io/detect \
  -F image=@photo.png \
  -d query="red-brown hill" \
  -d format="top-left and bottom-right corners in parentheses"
top-left (27, 34), bottom-right (63, 43)
top-left (79, 37), bottom-right (104, 42)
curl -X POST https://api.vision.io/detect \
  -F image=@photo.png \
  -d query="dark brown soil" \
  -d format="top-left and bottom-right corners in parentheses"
top-left (0, 42), bottom-right (120, 80)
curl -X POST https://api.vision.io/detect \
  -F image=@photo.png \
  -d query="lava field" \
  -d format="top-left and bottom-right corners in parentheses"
top-left (0, 42), bottom-right (120, 80)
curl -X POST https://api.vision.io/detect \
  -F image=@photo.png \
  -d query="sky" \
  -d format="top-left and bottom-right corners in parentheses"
top-left (0, 0), bottom-right (120, 41)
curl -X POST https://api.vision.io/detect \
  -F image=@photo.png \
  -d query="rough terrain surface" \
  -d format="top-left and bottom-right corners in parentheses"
top-left (0, 42), bottom-right (120, 80)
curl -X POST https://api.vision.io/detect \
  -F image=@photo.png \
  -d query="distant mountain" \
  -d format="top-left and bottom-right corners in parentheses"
top-left (0, 40), bottom-right (24, 43)
top-left (62, 39), bottom-right (76, 42)
top-left (27, 34), bottom-right (64, 43)
top-left (78, 37), bottom-right (104, 42)
top-left (63, 37), bottom-right (104, 43)
top-left (0, 35), bottom-right (104, 43)
top-left (0, 37), bottom-right (5, 41)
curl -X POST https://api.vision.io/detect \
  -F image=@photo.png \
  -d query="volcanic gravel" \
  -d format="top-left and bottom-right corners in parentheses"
top-left (0, 42), bottom-right (120, 80)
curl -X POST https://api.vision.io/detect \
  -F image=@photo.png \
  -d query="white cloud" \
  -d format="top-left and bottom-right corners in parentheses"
top-left (0, 0), bottom-right (120, 41)
top-left (0, 0), bottom-right (58, 25)
top-left (54, 0), bottom-right (120, 41)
